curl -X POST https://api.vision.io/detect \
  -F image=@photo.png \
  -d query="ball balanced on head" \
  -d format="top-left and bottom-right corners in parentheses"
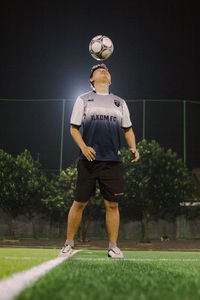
top-left (89, 35), bottom-right (114, 61)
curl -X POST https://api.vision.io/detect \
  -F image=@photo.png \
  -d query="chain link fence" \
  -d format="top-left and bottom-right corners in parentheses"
top-left (1, 98), bottom-right (199, 172)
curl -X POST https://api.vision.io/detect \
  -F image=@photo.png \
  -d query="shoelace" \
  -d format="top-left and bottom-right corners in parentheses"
top-left (62, 244), bottom-right (71, 252)
top-left (110, 247), bottom-right (120, 254)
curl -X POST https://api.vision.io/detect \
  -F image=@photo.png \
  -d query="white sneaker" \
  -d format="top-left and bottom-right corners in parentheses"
top-left (58, 244), bottom-right (73, 258)
top-left (108, 247), bottom-right (124, 258)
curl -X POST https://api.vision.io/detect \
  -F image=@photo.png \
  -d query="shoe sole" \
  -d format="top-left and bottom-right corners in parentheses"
top-left (108, 254), bottom-right (124, 259)
top-left (58, 251), bottom-right (73, 258)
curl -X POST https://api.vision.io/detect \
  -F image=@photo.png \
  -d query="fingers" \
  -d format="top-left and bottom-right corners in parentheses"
top-left (131, 157), bottom-right (138, 162)
top-left (87, 147), bottom-right (96, 161)
top-left (82, 146), bottom-right (96, 161)
top-left (131, 149), bottom-right (140, 163)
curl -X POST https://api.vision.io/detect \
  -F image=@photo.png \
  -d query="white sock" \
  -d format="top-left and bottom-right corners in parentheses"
top-left (65, 240), bottom-right (74, 247)
top-left (109, 242), bottom-right (117, 249)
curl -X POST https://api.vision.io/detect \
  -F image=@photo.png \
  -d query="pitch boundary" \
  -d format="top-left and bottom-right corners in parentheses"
top-left (72, 257), bottom-right (200, 262)
top-left (0, 250), bottom-right (80, 300)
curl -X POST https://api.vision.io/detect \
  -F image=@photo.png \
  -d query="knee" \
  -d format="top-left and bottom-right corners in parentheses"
top-left (104, 200), bottom-right (118, 210)
top-left (73, 200), bottom-right (88, 211)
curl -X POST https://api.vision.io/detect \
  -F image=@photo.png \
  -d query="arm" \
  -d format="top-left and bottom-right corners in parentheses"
top-left (70, 125), bottom-right (96, 161)
top-left (123, 127), bottom-right (140, 162)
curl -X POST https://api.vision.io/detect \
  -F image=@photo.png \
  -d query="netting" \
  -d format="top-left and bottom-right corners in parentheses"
top-left (1, 99), bottom-right (200, 171)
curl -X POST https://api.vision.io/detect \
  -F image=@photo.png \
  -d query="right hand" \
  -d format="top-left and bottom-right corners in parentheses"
top-left (81, 146), bottom-right (96, 161)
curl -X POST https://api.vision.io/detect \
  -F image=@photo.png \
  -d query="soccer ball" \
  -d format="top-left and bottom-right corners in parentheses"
top-left (89, 35), bottom-right (114, 61)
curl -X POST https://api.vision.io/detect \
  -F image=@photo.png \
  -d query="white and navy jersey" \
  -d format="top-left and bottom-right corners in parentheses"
top-left (70, 91), bottom-right (132, 161)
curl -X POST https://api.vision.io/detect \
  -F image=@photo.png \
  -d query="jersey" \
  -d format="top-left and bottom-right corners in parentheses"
top-left (70, 90), bottom-right (132, 161)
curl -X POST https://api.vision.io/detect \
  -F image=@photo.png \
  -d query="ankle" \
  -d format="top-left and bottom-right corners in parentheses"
top-left (109, 242), bottom-right (117, 249)
top-left (65, 240), bottom-right (74, 247)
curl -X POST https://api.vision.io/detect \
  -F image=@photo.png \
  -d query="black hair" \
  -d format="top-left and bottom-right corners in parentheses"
top-left (89, 63), bottom-right (109, 87)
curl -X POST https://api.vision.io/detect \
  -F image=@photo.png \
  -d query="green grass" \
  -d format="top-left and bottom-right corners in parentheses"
top-left (11, 250), bottom-right (200, 300)
top-left (0, 248), bottom-right (58, 279)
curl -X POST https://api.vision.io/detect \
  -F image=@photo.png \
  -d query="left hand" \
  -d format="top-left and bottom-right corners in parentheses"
top-left (130, 148), bottom-right (140, 163)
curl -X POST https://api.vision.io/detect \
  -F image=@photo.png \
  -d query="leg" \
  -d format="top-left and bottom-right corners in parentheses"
top-left (68, 160), bottom-right (95, 241)
top-left (104, 199), bottom-right (119, 243)
top-left (67, 200), bottom-right (88, 241)
top-left (58, 160), bottom-right (94, 257)
top-left (104, 199), bottom-right (123, 258)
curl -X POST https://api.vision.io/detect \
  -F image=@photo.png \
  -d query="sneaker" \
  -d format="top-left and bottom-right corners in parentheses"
top-left (108, 246), bottom-right (124, 258)
top-left (58, 243), bottom-right (73, 258)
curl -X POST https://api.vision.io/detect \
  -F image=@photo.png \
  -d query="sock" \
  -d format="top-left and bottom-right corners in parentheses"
top-left (65, 240), bottom-right (74, 248)
top-left (109, 242), bottom-right (117, 249)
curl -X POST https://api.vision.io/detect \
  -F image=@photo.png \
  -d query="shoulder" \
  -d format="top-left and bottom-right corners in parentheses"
top-left (78, 90), bottom-right (95, 101)
top-left (109, 93), bottom-right (126, 105)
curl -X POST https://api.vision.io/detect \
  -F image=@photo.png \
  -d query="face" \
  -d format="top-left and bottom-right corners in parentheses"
top-left (90, 68), bottom-right (111, 86)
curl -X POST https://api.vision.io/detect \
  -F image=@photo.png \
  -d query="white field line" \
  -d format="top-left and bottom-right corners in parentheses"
top-left (72, 258), bottom-right (200, 262)
top-left (0, 250), bottom-right (80, 300)
top-left (4, 257), bottom-right (50, 260)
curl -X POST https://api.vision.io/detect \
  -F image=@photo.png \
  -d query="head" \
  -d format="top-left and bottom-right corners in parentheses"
top-left (89, 63), bottom-right (111, 89)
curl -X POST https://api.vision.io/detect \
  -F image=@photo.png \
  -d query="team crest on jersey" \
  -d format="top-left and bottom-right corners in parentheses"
top-left (114, 100), bottom-right (120, 107)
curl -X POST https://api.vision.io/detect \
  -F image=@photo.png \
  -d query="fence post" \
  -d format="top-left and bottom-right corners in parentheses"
top-left (183, 100), bottom-right (187, 238)
top-left (183, 100), bottom-right (186, 165)
top-left (143, 100), bottom-right (146, 140)
top-left (59, 99), bottom-right (66, 175)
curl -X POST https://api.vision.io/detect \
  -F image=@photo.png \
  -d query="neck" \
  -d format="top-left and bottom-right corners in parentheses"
top-left (94, 83), bottom-right (109, 94)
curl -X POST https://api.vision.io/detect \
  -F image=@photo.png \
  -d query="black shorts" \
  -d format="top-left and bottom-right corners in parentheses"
top-left (75, 160), bottom-right (124, 203)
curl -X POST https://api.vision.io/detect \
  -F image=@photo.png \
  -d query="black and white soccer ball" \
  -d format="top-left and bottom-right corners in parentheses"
top-left (89, 35), bottom-right (114, 61)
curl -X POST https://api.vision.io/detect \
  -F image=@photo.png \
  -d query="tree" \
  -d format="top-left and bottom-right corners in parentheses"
top-left (0, 149), bottom-right (17, 239)
top-left (0, 149), bottom-right (45, 239)
top-left (15, 150), bottom-right (47, 238)
top-left (121, 140), bottom-right (197, 242)
top-left (41, 165), bottom-right (77, 237)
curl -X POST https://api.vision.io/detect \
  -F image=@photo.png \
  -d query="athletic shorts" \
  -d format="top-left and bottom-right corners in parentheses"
top-left (75, 160), bottom-right (124, 203)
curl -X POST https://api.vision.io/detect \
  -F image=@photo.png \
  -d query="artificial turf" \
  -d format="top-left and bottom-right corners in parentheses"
top-left (12, 250), bottom-right (200, 300)
top-left (0, 248), bottom-right (58, 279)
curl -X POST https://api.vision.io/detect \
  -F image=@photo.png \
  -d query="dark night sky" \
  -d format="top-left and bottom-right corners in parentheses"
top-left (0, 0), bottom-right (199, 100)
top-left (0, 0), bottom-right (199, 170)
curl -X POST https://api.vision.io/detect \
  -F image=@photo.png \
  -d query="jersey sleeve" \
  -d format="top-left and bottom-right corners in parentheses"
top-left (70, 96), bottom-right (84, 126)
top-left (121, 100), bottom-right (132, 129)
